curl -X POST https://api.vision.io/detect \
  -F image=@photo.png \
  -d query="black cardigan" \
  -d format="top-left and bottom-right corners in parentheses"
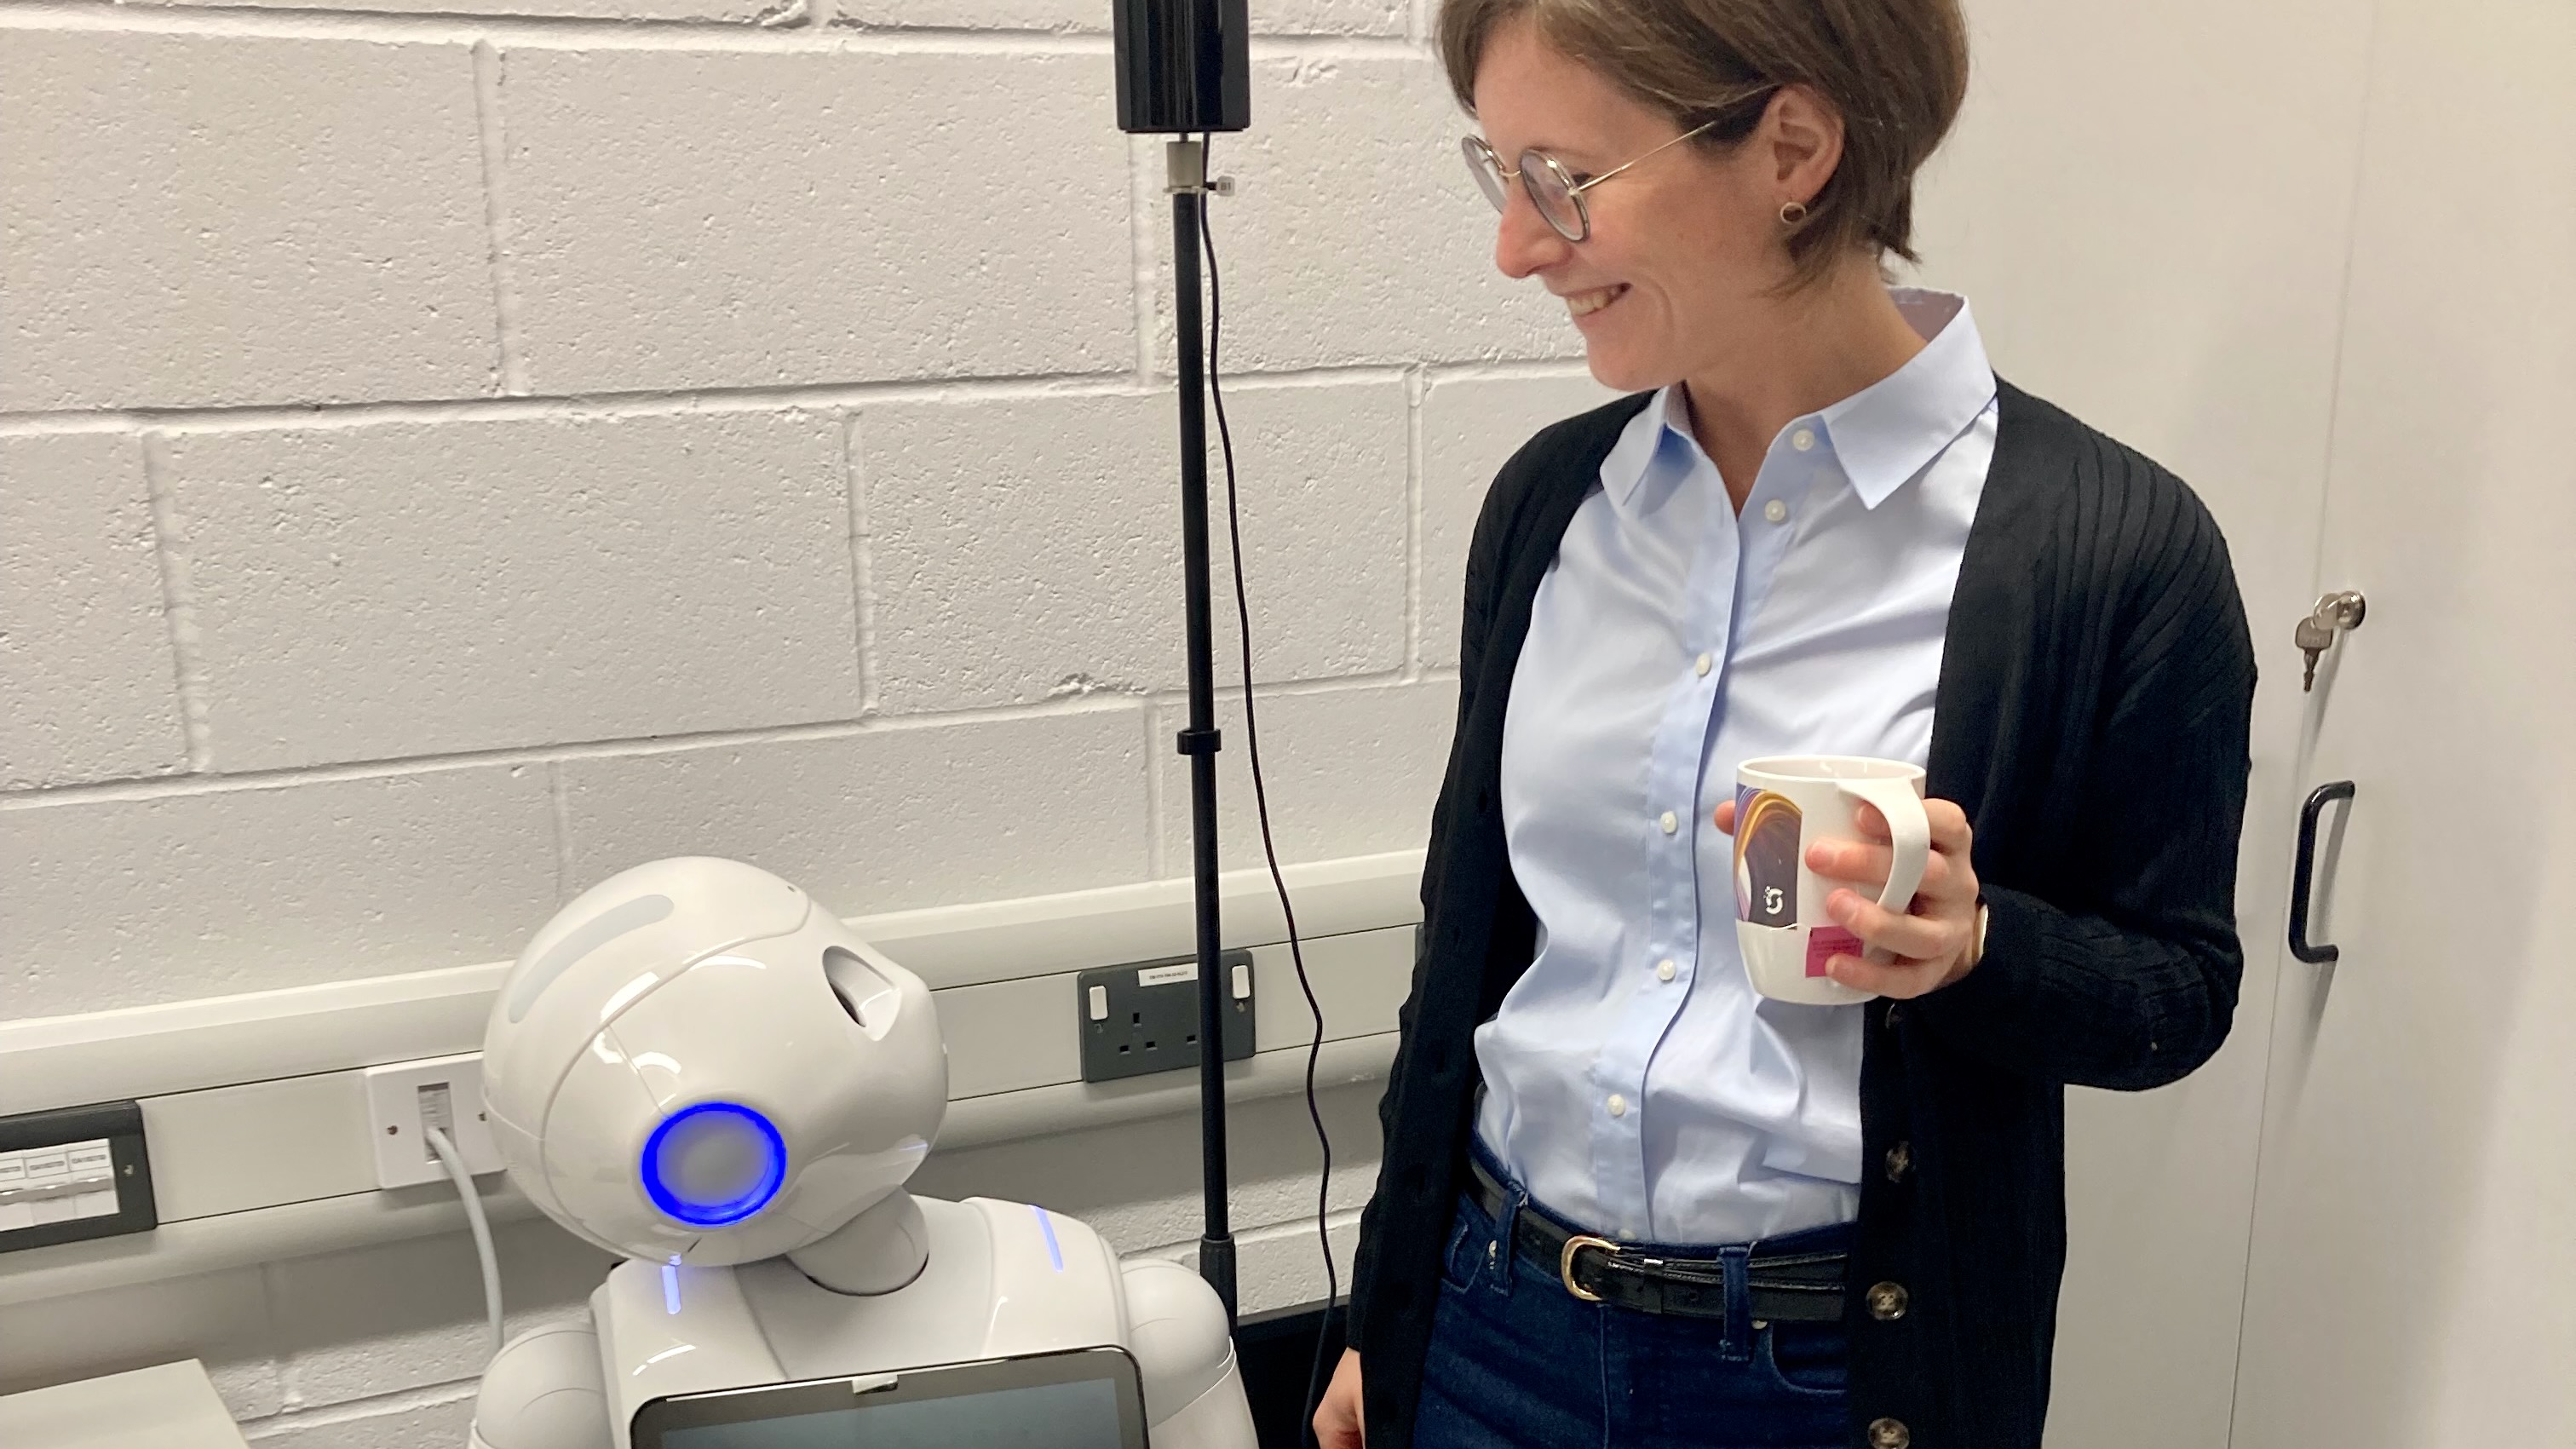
top-left (1348, 382), bottom-right (2257, 1449)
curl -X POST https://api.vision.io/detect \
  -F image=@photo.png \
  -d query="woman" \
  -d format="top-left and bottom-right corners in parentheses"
top-left (1315, 0), bottom-right (2257, 1446)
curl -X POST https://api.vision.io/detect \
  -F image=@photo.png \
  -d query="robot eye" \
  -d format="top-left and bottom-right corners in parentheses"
top-left (640, 1102), bottom-right (785, 1227)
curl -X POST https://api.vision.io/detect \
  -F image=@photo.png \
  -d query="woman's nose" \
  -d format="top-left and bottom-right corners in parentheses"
top-left (1492, 187), bottom-right (1573, 279)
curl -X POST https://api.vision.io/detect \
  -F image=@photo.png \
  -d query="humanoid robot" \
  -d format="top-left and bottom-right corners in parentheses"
top-left (465, 856), bottom-right (1256, 1449)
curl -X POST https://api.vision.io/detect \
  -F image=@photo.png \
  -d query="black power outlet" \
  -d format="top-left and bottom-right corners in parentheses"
top-left (1078, 950), bottom-right (1256, 1084)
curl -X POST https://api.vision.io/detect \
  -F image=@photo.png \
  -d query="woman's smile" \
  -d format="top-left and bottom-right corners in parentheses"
top-left (1562, 283), bottom-right (1632, 320)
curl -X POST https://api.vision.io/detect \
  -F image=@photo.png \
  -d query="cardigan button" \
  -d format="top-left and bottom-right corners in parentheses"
top-left (1866, 1281), bottom-right (1910, 1320)
top-left (1884, 1141), bottom-right (1913, 1182)
top-left (1868, 1417), bottom-right (1911, 1449)
top-left (1883, 1003), bottom-right (1902, 1030)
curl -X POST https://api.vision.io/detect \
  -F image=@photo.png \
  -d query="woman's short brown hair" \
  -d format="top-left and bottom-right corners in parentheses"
top-left (1439, 0), bottom-right (1969, 288)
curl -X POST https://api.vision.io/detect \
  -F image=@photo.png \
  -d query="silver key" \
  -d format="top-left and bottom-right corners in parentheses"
top-left (2296, 590), bottom-right (2368, 692)
top-left (2296, 616), bottom-right (2335, 691)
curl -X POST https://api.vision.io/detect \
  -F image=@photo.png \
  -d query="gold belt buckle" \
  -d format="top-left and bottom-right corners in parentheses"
top-left (1560, 1234), bottom-right (1618, 1302)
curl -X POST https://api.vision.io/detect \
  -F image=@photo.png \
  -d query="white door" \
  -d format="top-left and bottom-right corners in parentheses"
top-left (1913, 3), bottom-right (2376, 1444)
top-left (2229, 0), bottom-right (2576, 1443)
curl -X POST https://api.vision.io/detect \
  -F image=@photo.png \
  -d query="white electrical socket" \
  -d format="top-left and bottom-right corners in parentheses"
top-left (364, 1052), bottom-right (503, 1190)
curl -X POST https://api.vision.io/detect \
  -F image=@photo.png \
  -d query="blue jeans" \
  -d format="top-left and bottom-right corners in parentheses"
top-left (1412, 1160), bottom-right (1853, 1449)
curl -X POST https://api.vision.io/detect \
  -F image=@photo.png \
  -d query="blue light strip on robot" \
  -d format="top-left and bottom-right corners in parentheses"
top-left (640, 1102), bottom-right (787, 1228)
top-left (1032, 1205), bottom-right (1066, 1271)
top-left (663, 1261), bottom-right (682, 1315)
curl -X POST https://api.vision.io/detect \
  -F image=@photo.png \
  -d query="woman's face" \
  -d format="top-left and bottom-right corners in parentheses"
top-left (1469, 19), bottom-right (1798, 393)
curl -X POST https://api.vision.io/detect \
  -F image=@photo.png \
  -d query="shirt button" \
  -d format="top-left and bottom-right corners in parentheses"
top-left (1656, 958), bottom-right (1677, 982)
top-left (1868, 1418), bottom-right (1911, 1449)
top-left (1607, 1094), bottom-right (1628, 1118)
top-left (1791, 428), bottom-right (1816, 452)
top-left (1763, 498), bottom-right (1790, 524)
top-left (1694, 653), bottom-right (1713, 677)
top-left (1867, 1281), bottom-right (1911, 1320)
top-left (1659, 810), bottom-right (1678, 835)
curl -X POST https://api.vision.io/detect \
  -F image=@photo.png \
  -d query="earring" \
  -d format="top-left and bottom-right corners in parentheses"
top-left (1779, 200), bottom-right (1809, 227)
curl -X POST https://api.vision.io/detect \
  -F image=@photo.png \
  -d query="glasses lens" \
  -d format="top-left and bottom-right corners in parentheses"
top-left (1462, 137), bottom-right (1509, 213)
top-left (1519, 151), bottom-right (1587, 241)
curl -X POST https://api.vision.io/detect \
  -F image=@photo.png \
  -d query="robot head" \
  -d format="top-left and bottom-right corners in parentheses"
top-left (481, 858), bottom-right (946, 1266)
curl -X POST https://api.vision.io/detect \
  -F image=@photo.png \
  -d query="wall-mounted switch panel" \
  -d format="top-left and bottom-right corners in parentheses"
top-left (1078, 951), bottom-right (1255, 1084)
top-left (0, 1100), bottom-right (157, 1254)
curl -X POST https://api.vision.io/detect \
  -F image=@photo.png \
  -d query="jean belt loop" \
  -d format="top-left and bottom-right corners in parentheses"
top-left (1718, 1244), bottom-right (1755, 1362)
top-left (1490, 1187), bottom-right (1525, 1299)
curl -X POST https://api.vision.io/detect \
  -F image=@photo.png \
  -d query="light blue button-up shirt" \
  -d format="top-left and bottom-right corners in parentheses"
top-left (1475, 289), bottom-right (1998, 1246)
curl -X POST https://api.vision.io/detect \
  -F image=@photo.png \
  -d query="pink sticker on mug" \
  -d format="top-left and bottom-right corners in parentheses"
top-left (1806, 927), bottom-right (1865, 978)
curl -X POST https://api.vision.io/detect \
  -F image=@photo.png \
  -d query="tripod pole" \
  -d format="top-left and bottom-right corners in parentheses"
top-left (1166, 136), bottom-right (1236, 1326)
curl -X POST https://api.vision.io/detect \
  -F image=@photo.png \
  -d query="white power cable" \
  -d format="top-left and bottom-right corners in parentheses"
top-left (424, 1124), bottom-right (505, 1359)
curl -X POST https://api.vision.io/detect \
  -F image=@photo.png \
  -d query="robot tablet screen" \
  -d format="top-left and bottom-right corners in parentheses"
top-left (630, 1347), bottom-right (1149, 1449)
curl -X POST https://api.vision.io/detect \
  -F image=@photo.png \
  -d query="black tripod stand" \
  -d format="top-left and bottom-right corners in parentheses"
top-left (1113, 0), bottom-right (1251, 1324)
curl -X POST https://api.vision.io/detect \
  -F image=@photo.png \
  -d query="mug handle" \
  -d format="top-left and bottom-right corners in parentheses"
top-left (1835, 779), bottom-right (1931, 967)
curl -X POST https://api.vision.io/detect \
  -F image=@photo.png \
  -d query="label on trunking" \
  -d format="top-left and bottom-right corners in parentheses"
top-left (0, 1136), bottom-right (120, 1229)
top-left (0, 1101), bottom-right (157, 1254)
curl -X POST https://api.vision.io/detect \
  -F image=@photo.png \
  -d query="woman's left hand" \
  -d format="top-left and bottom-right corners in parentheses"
top-left (1807, 797), bottom-right (1982, 998)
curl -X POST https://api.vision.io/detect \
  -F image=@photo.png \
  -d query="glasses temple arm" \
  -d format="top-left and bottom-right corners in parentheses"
top-left (1565, 112), bottom-right (1739, 196)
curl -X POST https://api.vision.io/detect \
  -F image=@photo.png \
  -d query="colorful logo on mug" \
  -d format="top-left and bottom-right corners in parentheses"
top-left (1734, 786), bottom-right (1801, 928)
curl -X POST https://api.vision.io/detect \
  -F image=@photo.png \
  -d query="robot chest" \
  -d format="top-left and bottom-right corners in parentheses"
top-left (596, 1196), bottom-right (1129, 1436)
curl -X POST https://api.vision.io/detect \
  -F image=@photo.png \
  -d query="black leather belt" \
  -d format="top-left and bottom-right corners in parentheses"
top-left (1468, 1157), bottom-right (1847, 1324)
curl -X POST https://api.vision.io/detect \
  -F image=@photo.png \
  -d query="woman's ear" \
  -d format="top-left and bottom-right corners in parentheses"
top-left (1762, 83), bottom-right (1848, 201)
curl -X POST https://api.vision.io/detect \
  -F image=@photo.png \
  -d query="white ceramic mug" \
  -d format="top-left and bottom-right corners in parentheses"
top-left (1732, 755), bottom-right (1931, 1006)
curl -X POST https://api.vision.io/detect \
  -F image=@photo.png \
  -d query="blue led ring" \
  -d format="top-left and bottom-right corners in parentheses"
top-left (640, 1102), bottom-right (786, 1228)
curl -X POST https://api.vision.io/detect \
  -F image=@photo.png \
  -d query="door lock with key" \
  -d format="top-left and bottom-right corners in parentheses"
top-left (2296, 589), bottom-right (2366, 692)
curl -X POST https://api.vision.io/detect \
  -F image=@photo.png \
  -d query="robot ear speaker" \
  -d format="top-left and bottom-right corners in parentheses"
top-left (822, 946), bottom-right (898, 1037)
top-left (829, 982), bottom-right (865, 1026)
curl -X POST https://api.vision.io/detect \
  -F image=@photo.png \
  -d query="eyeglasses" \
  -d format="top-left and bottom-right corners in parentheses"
top-left (1462, 89), bottom-right (1777, 243)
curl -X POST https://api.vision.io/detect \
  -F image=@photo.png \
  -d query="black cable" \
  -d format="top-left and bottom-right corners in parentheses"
top-left (1198, 134), bottom-right (1338, 1449)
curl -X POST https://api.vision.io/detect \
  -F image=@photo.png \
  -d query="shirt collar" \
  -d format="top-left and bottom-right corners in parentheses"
top-left (1597, 288), bottom-right (1997, 513)
top-left (1819, 289), bottom-right (1996, 509)
top-left (1598, 382), bottom-right (1686, 511)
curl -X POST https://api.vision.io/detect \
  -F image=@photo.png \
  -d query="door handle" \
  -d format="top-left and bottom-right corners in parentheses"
top-left (2289, 780), bottom-right (2355, 964)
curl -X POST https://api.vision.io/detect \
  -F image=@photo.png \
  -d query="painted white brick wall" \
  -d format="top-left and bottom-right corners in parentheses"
top-left (164, 412), bottom-right (865, 770)
top-left (861, 378), bottom-right (1408, 710)
top-left (557, 706), bottom-right (1155, 907)
top-left (1154, 679), bottom-right (1459, 872)
top-left (0, 434), bottom-right (191, 790)
top-left (2, 767), bottom-right (565, 1018)
top-left (0, 32), bottom-right (496, 411)
top-left (0, 0), bottom-right (1607, 1439)
top-left (502, 49), bottom-right (1139, 393)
